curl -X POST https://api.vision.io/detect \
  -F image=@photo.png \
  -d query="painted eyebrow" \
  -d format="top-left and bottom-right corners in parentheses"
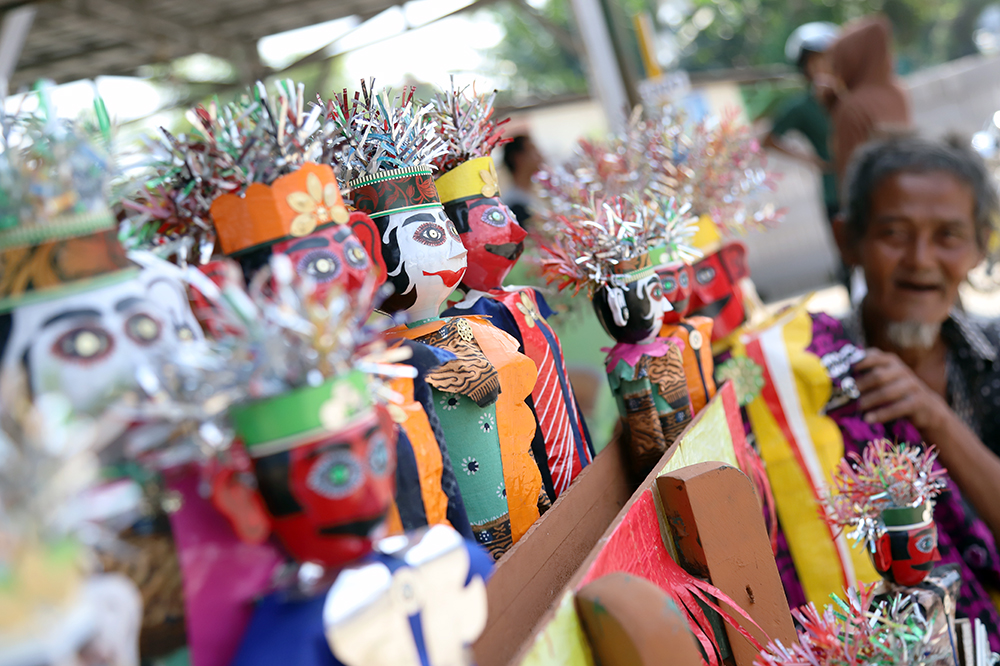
top-left (402, 213), bottom-right (437, 227)
top-left (284, 237), bottom-right (330, 252)
top-left (115, 296), bottom-right (148, 312)
top-left (41, 309), bottom-right (101, 329)
top-left (468, 198), bottom-right (498, 211)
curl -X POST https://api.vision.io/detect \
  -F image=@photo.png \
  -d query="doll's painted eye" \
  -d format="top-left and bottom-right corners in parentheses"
top-left (679, 271), bottom-right (690, 288)
top-left (481, 206), bottom-right (507, 228)
top-left (695, 266), bottom-right (717, 284)
top-left (307, 448), bottom-right (363, 499)
top-left (368, 432), bottom-right (390, 477)
top-left (661, 277), bottom-right (676, 292)
top-left (125, 314), bottom-right (162, 345)
top-left (298, 250), bottom-right (342, 283)
top-left (176, 324), bottom-right (196, 342)
top-left (414, 223), bottom-right (446, 246)
top-left (343, 240), bottom-right (370, 270)
top-left (915, 534), bottom-right (935, 553)
top-left (447, 218), bottom-right (461, 240)
top-left (650, 283), bottom-right (663, 299)
top-left (54, 326), bottom-right (113, 362)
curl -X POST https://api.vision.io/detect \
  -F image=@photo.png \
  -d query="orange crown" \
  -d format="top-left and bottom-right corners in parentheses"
top-left (210, 162), bottom-right (349, 255)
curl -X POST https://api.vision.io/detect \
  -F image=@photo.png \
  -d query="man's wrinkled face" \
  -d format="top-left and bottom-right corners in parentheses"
top-left (687, 243), bottom-right (748, 341)
top-left (852, 171), bottom-right (983, 330)
top-left (873, 522), bottom-right (940, 587)
top-left (252, 407), bottom-right (396, 568)
top-left (272, 224), bottom-right (373, 304)
top-left (454, 197), bottom-right (527, 291)
top-left (2, 266), bottom-right (202, 413)
top-left (657, 262), bottom-right (693, 325)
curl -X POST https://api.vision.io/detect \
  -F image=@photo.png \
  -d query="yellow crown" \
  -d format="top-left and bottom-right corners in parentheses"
top-left (434, 156), bottom-right (500, 205)
top-left (691, 215), bottom-right (723, 255)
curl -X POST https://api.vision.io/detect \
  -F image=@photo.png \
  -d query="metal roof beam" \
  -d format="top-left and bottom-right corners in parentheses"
top-left (13, 43), bottom-right (138, 84)
top-left (75, 0), bottom-right (230, 59)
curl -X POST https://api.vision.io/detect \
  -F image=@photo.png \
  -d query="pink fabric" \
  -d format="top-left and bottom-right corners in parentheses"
top-left (164, 466), bottom-right (284, 666)
top-left (602, 336), bottom-right (684, 372)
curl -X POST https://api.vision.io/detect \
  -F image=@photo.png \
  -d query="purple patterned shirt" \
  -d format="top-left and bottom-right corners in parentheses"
top-left (769, 313), bottom-right (1000, 650)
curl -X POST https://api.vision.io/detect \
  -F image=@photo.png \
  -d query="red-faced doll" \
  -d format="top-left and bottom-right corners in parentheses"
top-left (430, 84), bottom-right (595, 499)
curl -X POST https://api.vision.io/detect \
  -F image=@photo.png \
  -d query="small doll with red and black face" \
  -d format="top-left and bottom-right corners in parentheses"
top-left (228, 372), bottom-right (398, 568)
top-left (872, 509), bottom-right (941, 587)
top-left (825, 440), bottom-right (946, 589)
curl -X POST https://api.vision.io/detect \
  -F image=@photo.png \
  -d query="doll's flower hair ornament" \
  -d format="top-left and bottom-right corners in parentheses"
top-left (820, 439), bottom-right (947, 548)
top-left (671, 109), bottom-right (784, 236)
top-left (537, 194), bottom-right (698, 295)
top-left (428, 77), bottom-right (511, 175)
top-left (756, 583), bottom-right (948, 665)
top-left (326, 79), bottom-right (447, 181)
top-left (120, 80), bottom-right (340, 262)
top-left (535, 107), bottom-right (682, 219)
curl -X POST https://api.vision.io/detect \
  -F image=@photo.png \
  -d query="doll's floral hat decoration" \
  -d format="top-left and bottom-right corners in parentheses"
top-left (325, 79), bottom-right (447, 217)
top-left (820, 439), bottom-right (947, 587)
top-left (0, 100), bottom-right (132, 312)
top-left (537, 194), bottom-right (698, 296)
top-left (756, 583), bottom-right (949, 665)
top-left (121, 80), bottom-right (345, 263)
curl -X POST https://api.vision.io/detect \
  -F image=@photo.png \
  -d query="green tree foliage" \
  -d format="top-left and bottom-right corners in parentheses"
top-left (480, 0), bottom-right (589, 104)
top-left (679, 0), bottom-right (989, 73)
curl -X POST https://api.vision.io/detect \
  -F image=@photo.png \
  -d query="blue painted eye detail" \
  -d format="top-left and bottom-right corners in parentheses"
top-left (482, 206), bottom-right (507, 227)
top-left (696, 266), bottom-right (716, 284)
top-left (679, 271), bottom-right (690, 288)
top-left (915, 534), bottom-right (935, 553)
top-left (298, 250), bottom-right (342, 283)
top-left (307, 449), bottom-right (363, 499)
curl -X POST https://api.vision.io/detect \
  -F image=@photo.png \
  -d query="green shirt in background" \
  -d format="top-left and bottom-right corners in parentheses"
top-left (771, 91), bottom-right (838, 215)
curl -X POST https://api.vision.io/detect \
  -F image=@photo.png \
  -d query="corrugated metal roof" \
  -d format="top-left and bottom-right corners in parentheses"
top-left (10, 0), bottom-right (402, 86)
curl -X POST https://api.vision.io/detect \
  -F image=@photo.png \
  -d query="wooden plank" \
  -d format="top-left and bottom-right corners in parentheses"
top-left (511, 386), bottom-right (741, 664)
top-left (576, 573), bottom-right (703, 666)
top-left (474, 435), bottom-right (632, 666)
top-left (658, 462), bottom-right (796, 665)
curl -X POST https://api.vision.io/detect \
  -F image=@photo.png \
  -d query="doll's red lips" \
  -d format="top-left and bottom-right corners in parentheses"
top-left (423, 268), bottom-right (467, 288)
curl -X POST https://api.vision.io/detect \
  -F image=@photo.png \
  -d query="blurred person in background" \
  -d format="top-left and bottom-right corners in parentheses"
top-left (502, 135), bottom-right (544, 229)
top-left (820, 15), bottom-right (913, 183)
top-left (833, 137), bottom-right (1000, 644)
top-left (765, 22), bottom-right (840, 225)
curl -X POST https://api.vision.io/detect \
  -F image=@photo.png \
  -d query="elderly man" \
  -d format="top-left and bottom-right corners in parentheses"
top-left (833, 137), bottom-right (1000, 643)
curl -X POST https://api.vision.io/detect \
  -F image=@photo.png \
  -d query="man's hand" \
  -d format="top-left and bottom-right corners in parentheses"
top-left (853, 348), bottom-right (952, 433)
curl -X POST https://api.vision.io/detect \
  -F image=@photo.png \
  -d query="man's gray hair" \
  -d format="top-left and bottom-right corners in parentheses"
top-left (842, 137), bottom-right (1000, 252)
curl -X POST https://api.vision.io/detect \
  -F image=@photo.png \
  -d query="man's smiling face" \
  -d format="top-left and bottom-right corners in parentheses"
top-left (855, 171), bottom-right (984, 328)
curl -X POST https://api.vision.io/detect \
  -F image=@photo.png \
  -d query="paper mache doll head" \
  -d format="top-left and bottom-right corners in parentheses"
top-left (430, 83), bottom-right (525, 292)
